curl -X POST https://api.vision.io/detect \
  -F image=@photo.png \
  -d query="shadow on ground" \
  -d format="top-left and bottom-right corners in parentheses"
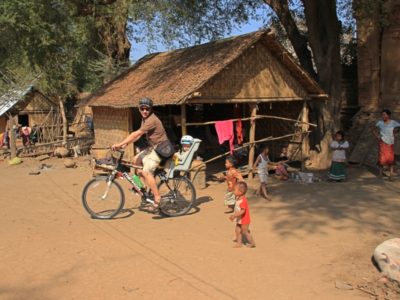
top-left (248, 166), bottom-right (400, 238)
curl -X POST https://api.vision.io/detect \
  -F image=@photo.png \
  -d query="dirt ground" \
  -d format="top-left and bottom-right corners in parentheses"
top-left (1, 156), bottom-right (400, 300)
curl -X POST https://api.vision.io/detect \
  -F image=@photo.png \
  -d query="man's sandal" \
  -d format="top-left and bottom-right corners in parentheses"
top-left (146, 202), bottom-right (160, 213)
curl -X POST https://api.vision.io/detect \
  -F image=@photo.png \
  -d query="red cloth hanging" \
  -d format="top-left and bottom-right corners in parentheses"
top-left (236, 119), bottom-right (243, 145)
top-left (215, 120), bottom-right (234, 154)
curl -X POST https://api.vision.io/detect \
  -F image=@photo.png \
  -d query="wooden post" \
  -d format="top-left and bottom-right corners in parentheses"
top-left (248, 104), bottom-right (257, 179)
top-left (58, 98), bottom-right (68, 145)
top-left (301, 100), bottom-right (310, 171)
top-left (181, 104), bottom-right (187, 136)
top-left (7, 115), bottom-right (17, 158)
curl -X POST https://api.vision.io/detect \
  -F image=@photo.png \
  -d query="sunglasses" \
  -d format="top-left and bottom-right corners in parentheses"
top-left (139, 106), bottom-right (151, 112)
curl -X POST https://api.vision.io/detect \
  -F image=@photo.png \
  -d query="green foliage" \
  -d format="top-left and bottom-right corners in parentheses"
top-left (0, 0), bottom-right (129, 97)
top-left (129, 0), bottom-right (269, 50)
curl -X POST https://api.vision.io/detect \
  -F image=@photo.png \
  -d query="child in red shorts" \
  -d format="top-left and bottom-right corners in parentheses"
top-left (229, 181), bottom-right (255, 248)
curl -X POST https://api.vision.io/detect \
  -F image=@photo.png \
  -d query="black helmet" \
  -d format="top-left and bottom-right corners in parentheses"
top-left (139, 97), bottom-right (153, 108)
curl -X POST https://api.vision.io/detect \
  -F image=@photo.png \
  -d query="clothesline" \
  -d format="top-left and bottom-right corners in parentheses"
top-left (179, 115), bottom-right (317, 127)
top-left (189, 130), bottom-right (311, 171)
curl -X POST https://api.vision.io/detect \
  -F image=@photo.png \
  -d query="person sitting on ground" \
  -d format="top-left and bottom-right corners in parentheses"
top-left (275, 147), bottom-right (290, 181)
top-left (328, 131), bottom-right (349, 182)
top-left (220, 156), bottom-right (243, 214)
top-left (252, 146), bottom-right (271, 200)
top-left (228, 181), bottom-right (255, 248)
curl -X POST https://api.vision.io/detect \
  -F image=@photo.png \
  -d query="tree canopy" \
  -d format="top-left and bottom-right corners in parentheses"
top-left (1, 0), bottom-right (355, 111)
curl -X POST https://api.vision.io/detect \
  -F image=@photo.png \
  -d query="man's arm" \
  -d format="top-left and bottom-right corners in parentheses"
top-left (112, 130), bottom-right (144, 149)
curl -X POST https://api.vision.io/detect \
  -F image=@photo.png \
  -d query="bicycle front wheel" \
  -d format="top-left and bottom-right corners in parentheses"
top-left (158, 176), bottom-right (196, 217)
top-left (82, 176), bottom-right (125, 219)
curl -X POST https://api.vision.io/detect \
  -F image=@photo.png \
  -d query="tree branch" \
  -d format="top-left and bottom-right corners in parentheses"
top-left (263, 0), bottom-right (317, 79)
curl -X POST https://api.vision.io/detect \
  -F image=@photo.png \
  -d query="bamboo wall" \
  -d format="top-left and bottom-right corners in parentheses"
top-left (92, 107), bottom-right (134, 160)
top-left (198, 42), bottom-right (308, 100)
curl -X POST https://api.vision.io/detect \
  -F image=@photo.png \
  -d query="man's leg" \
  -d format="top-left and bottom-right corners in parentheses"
top-left (141, 171), bottom-right (161, 204)
top-left (141, 149), bottom-right (162, 205)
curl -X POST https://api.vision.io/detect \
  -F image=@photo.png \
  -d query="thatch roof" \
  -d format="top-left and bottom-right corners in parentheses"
top-left (87, 30), bottom-right (325, 108)
top-left (0, 85), bottom-right (55, 116)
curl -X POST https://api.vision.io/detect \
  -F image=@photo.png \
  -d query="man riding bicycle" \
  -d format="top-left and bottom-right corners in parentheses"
top-left (112, 97), bottom-right (170, 212)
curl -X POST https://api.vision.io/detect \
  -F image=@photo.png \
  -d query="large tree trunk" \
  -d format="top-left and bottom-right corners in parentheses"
top-left (95, 0), bottom-right (131, 67)
top-left (76, 0), bottom-right (131, 69)
top-left (302, 0), bottom-right (342, 168)
top-left (263, 0), bottom-right (317, 79)
top-left (263, 0), bottom-right (342, 168)
top-left (303, 0), bottom-right (342, 128)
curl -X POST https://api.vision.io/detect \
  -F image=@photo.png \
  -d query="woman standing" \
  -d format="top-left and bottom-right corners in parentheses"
top-left (373, 109), bottom-right (400, 179)
top-left (328, 131), bottom-right (349, 182)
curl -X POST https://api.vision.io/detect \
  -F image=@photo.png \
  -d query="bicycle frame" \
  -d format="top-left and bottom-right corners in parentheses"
top-left (106, 149), bottom-right (172, 206)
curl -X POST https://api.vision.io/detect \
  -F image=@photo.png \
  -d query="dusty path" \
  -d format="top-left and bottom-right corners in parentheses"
top-left (0, 157), bottom-right (399, 299)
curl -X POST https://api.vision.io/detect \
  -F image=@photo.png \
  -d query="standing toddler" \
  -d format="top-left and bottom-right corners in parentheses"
top-left (229, 181), bottom-right (255, 248)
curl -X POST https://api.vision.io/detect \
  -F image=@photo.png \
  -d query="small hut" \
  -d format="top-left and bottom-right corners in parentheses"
top-left (0, 85), bottom-right (57, 133)
top-left (86, 30), bottom-right (326, 164)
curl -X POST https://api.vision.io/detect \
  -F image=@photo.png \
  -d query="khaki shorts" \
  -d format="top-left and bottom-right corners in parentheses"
top-left (136, 148), bottom-right (161, 174)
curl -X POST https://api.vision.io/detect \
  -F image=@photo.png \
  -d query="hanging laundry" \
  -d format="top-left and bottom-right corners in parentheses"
top-left (236, 119), bottom-right (243, 145)
top-left (215, 120), bottom-right (234, 154)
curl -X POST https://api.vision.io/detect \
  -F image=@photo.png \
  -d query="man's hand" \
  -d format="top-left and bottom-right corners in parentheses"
top-left (229, 215), bottom-right (235, 222)
top-left (111, 143), bottom-right (125, 151)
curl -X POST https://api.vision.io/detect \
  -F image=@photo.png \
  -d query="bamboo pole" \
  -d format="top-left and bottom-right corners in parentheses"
top-left (248, 104), bottom-right (257, 179)
top-left (188, 131), bottom-right (312, 171)
top-left (181, 104), bottom-right (187, 136)
top-left (177, 114), bottom-right (317, 127)
top-left (301, 100), bottom-right (310, 170)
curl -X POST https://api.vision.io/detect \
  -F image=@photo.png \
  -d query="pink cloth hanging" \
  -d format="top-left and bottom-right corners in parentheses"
top-left (215, 120), bottom-right (234, 154)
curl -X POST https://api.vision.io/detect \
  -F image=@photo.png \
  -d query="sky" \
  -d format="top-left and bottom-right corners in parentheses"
top-left (129, 19), bottom-right (266, 62)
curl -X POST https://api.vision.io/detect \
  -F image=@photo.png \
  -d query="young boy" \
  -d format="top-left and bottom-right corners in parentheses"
top-left (252, 146), bottom-right (271, 200)
top-left (229, 181), bottom-right (255, 248)
top-left (221, 156), bottom-right (243, 213)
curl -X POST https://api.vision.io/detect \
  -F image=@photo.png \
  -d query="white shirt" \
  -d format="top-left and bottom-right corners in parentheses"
top-left (331, 140), bottom-right (349, 162)
top-left (376, 120), bottom-right (400, 145)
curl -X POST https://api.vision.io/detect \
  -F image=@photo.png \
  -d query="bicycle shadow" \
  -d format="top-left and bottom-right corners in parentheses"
top-left (151, 196), bottom-right (213, 220)
top-left (106, 208), bottom-right (135, 220)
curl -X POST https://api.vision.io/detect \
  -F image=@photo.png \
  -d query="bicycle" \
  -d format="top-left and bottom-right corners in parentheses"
top-left (82, 139), bottom-right (201, 219)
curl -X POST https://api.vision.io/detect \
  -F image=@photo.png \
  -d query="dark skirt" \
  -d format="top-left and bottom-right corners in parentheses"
top-left (328, 161), bottom-right (346, 181)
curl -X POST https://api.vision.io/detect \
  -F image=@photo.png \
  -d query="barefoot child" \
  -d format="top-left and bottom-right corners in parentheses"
top-left (328, 131), bottom-right (349, 182)
top-left (229, 181), bottom-right (255, 248)
top-left (275, 146), bottom-right (289, 181)
top-left (221, 156), bottom-right (243, 213)
top-left (253, 146), bottom-right (271, 200)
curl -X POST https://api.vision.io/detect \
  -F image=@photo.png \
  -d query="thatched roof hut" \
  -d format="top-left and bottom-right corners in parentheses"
top-left (86, 30), bottom-right (326, 162)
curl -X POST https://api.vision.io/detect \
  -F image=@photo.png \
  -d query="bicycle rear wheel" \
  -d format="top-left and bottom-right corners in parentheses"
top-left (82, 176), bottom-right (125, 219)
top-left (158, 176), bottom-right (196, 217)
